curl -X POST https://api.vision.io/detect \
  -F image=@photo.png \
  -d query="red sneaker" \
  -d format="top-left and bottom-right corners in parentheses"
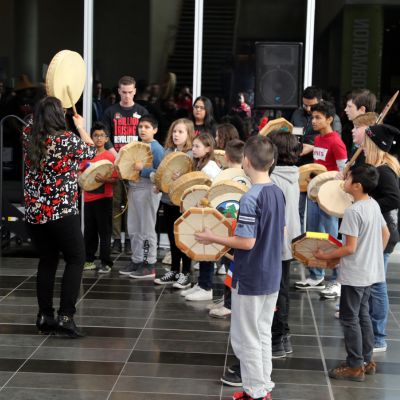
top-left (232, 392), bottom-right (251, 400)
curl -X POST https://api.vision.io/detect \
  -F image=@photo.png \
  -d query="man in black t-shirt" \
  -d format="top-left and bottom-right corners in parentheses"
top-left (103, 76), bottom-right (148, 256)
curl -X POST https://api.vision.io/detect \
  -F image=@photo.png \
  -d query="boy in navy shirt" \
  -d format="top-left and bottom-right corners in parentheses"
top-left (196, 135), bottom-right (285, 400)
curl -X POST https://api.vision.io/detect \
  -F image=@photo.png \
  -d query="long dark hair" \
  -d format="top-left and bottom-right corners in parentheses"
top-left (191, 96), bottom-right (216, 131)
top-left (27, 96), bottom-right (66, 170)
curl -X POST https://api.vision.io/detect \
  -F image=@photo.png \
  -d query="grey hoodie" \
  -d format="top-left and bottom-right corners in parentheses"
top-left (271, 166), bottom-right (301, 261)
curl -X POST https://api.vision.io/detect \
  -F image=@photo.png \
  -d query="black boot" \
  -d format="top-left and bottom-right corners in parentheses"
top-left (111, 239), bottom-right (122, 254)
top-left (57, 315), bottom-right (85, 338)
top-left (36, 313), bottom-right (57, 334)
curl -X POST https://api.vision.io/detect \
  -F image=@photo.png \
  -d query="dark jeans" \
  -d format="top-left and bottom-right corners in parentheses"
top-left (163, 203), bottom-right (191, 274)
top-left (224, 285), bottom-right (231, 309)
top-left (272, 260), bottom-right (291, 344)
top-left (84, 197), bottom-right (113, 266)
top-left (198, 261), bottom-right (214, 290)
top-left (340, 285), bottom-right (374, 367)
top-left (27, 214), bottom-right (85, 317)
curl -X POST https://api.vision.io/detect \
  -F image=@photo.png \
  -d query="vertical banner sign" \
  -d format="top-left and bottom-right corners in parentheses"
top-left (341, 5), bottom-right (383, 99)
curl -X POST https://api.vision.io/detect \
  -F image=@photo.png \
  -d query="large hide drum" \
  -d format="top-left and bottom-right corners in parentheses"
top-left (45, 50), bottom-right (86, 108)
top-left (208, 180), bottom-right (247, 220)
top-left (154, 151), bottom-right (192, 193)
top-left (298, 163), bottom-right (327, 193)
top-left (174, 207), bottom-right (233, 261)
top-left (213, 167), bottom-right (252, 189)
top-left (317, 180), bottom-right (353, 218)
top-left (259, 118), bottom-right (293, 136)
top-left (180, 185), bottom-right (210, 213)
top-left (114, 141), bottom-right (153, 181)
top-left (168, 171), bottom-right (212, 206)
top-left (78, 160), bottom-right (114, 191)
top-left (307, 171), bottom-right (337, 201)
top-left (292, 232), bottom-right (341, 269)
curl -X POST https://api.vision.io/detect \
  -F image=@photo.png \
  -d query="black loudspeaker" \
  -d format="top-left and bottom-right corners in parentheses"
top-left (255, 42), bottom-right (303, 109)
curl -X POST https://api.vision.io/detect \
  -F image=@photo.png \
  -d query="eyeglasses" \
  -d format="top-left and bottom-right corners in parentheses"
top-left (193, 105), bottom-right (205, 110)
top-left (92, 134), bottom-right (107, 138)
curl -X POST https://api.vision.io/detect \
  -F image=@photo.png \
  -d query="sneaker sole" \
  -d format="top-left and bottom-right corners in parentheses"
top-left (98, 270), bottom-right (111, 274)
top-left (328, 373), bottom-right (365, 382)
top-left (209, 312), bottom-right (231, 319)
top-left (271, 353), bottom-right (287, 359)
top-left (154, 280), bottom-right (175, 285)
top-left (295, 285), bottom-right (326, 290)
top-left (129, 275), bottom-right (156, 279)
top-left (173, 283), bottom-right (191, 289)
top-left (320, 293), bottom-right (339, 299)
top-left (220, 377), bottom-right (242, 387)
top-left (373, 347), bottom-right (387, 353)
top-left (119, 270), bottom-right (136, 275)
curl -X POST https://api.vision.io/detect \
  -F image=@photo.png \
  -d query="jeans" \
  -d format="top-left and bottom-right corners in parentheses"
top-left (198, 261), bottom-right (214, 290)
top-left (306, 199), bottom-right (339, 280)
top-left (340, 285), bottom-right (374, 367)
top-left (299, 192), bottom-right (307, 234)
top-left (369, 253), bottom-right (390, 347)
top-left (84, 197), bottom-right (113, 266)
top-left (272, 260), bottom-right (291, 344)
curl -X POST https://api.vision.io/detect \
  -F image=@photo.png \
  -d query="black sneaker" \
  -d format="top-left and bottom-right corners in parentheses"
top-left (124, 239), bottom-right (132, 256)
top-left (272, 341), bottom-right (286, 359)
top-left (98, 264), bottom-right (112, 274)
top-left (129, 264), bottom-right (156, 279)
top-left (228, 364), bottom-right (241, 375)
top-left (119, 262), bottom-right (141, 275)
top-left (221, 371), bottom-right (242, 387)
top-left (172, 272), bottom-right (191, 289)
top-left (283, 335), bottom-right (293, 354)
top-left (111, 239), bottom-right (122, 254)
top-left (154, 270), bottom-right (177, 285)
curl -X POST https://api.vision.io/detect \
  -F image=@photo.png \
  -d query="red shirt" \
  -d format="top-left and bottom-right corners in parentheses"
top-left (313, 132), bottom-right (347, 171)
top-left (80, 150), bottom-right (118, 202)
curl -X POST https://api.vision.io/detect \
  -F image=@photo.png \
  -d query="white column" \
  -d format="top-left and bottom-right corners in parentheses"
top-left (193, 0), bottom-right (204, 99)
top-left (304, 0), bottom-right (316, 88)
top-left (83, 0), bottom-right (94, 130)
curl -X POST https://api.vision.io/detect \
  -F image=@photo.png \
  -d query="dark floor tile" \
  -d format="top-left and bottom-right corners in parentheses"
top-left (0, 358), bottom-right (25, 372)
top-left (0, 325), bottom-right (37, 335)
top-left (146, 318), bottom-right (230, 332)
top-left (110, 392), bottom-right (218, 399)
top-left (135, 338), bottom-right (231, 355)
top-left (6, 372), bottom-right (117, 391)
top-left (83, 291), bottom-right (160, 301)
top-left (114, 376), bottom-right (222, 396)
top-left (129, 350), bottom-right (236, 367)
top-left (43, 336), bottom-right (136, 349)
top-left (143, 328), bottom-right (229, 342)
top-left (122, 362), bottom-right (224, 380)
top-left (272, 357), bottom-right (324, 371)
top-left (0, 388), bottom-right (110, 400)
top-left (76, 326), bottom-right (141, 338)
top-left (20, 359), bottom-right (124, 375)
top-left (269, 383), bottom-right (332, 400)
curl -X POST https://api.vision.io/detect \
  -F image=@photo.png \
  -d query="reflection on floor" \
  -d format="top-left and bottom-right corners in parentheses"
top-left (0, 253), bottom-right (399, 400)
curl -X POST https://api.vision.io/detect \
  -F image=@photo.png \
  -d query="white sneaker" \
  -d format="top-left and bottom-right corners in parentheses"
top-left (373, 344), bottom-right (387, 353)
top-left (180, 283), bottom-right (199, 297)
top-left (295, 277), bottom-right (326, 290)
top-left (217, 264), bottom-right (227, 275)
top-left (206, 296), bottom-right (224, 310)
top-left (319, 282), bottom-right (341, 299)
top-left (186, 287), bottom-right (213, 301)
top-left (193, 262), bottom-right (200, 270)
top-left (162, 251), bottom-right (172, 265)
top-left (209, 306), bottom-right (231, 318)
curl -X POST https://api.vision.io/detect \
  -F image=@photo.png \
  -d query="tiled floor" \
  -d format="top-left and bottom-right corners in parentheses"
top-left (0, 252), bottom-right (399, 400)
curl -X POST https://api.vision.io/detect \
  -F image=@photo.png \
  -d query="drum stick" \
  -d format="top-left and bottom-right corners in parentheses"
top-left (343, 147), bottom-right (363, 177)
top-left (376, 90), bottom-right (399, 125)
top-left (224, 253), bottom-right (234, 261)
top-left (66, 86), bottom-right (78, 116)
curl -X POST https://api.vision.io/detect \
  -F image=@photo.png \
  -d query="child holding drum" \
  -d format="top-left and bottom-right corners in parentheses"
top-left (154, 118), bottom-right (194, 289)
top-left (181, 132), bottom-right (221, 301)
top-left (314, 164), bottom-right (390, 381)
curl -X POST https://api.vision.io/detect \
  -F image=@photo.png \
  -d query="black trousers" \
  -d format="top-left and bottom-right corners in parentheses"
top-left (27, 214), bottom-right (85, 317)
top-left (272, 260), bottom-right (291, 344)
top-left (340, 285), bottom-right (374, 367)
top-left (163, 203), bottom-right (191, 274)
top-left (84, 197), bottom-right (113, 266)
